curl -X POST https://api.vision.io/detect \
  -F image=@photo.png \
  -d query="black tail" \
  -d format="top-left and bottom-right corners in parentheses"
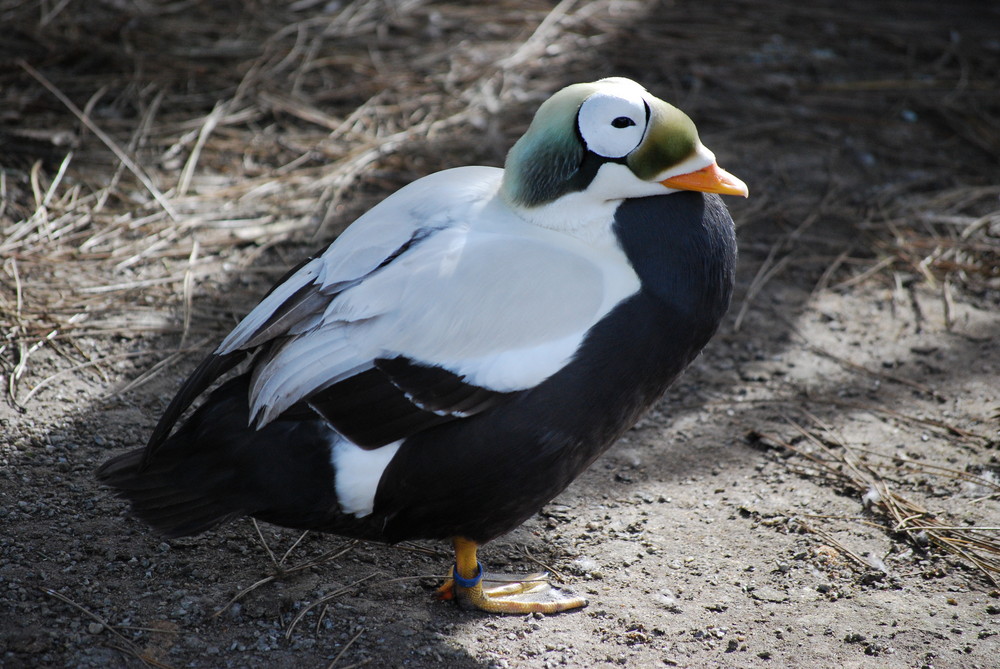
top-left (96, 374), bottom-right (354, 539)
top-left (96, 447), bottom-right (243, 538)
top-left (143, 349), bottom-right (246, 465)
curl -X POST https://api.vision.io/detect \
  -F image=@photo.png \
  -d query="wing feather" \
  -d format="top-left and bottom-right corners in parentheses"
top-left (306, 358), bottom-right (512, 448)
top-left (244, 225), bottom-right (631, 423)
top-left (216, 258), bottom-right (325, 355)
top-left (144, 168), bottom-right (505, 451)
top-left (145, 165), bottom-right (640, 454)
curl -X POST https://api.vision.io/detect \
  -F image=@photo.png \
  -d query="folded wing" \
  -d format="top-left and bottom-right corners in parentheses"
top-left (145, 166), bottom-right (640, 459)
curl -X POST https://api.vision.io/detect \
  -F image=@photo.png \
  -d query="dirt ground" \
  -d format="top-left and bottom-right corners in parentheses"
top-left (2, 1), bottom-right (999, 667)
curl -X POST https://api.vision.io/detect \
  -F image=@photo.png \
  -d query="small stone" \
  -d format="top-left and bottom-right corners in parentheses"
top-left (751, 587), bottom-right (788, 603)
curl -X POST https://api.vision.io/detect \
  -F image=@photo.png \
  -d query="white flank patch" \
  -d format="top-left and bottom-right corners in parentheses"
top-left (330, 437), bottom-right (402, 517)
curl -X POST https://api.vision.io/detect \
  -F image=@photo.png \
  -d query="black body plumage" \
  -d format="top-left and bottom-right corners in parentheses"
top-left (97, 191), bottom-right (736, 547)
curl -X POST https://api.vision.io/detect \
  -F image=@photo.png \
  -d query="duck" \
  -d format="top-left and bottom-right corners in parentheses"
top-left (97, 77), bottom-right (746, 614)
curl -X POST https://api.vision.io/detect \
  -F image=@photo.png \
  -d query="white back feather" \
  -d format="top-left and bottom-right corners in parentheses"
top-left (216, 165), bottom-right (641, 428)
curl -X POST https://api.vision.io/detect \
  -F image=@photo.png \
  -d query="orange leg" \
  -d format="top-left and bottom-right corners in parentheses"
top-left (438, 537), bottom-right (587, 614)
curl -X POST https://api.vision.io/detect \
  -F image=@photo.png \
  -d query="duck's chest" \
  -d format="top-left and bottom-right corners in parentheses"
top-left (371, 193), bottom-right (736, 544)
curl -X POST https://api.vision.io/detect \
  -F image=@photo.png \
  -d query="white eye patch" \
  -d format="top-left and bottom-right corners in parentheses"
top-left (577, 89), bottom-right (648, 159)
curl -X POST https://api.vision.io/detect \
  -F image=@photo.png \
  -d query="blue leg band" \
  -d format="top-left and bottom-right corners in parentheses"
top-left (452, 561), bottom-right (484, 589)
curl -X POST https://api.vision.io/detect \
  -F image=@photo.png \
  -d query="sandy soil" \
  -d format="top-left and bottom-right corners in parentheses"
top-left (6, 272), bottom-right (998, 669)
top-left (2, 1), bottom-right (998, 667)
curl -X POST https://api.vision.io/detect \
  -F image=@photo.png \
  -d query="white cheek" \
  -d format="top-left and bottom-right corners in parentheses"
top-left (583, 123), bottom-right (644, 159)
top-left (587, 162), bottom-right (671, 201)
top-left (577, 91), bottom-right (647, 158)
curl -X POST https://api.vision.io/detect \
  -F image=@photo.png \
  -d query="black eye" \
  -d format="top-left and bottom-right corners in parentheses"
top-left (611, 116), bottom-right (636, 129)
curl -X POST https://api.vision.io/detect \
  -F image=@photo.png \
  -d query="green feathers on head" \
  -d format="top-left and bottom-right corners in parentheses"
top-left (627, 99), bottom-right (698, 181)
top-left (501, 83), bottom-right (595, 208)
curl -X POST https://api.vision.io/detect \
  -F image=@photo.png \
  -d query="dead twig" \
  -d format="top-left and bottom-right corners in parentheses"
top-left (753, 417), bottom-right (1000, 587)
top-left (40, 588), bottom-right (174, 669)
top-left (521, 545), bottom-right (570, 583)
top-left (18, 60), bottom-right (179, 221)
top-left (284, 574), bottom-right (380, 638)
top-left (213, 540), bottom-right (359, 617)
top-left (325, 628), bottom-right (365, 669)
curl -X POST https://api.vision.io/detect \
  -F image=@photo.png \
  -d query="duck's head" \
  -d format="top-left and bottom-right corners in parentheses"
top-left (501, 77), bottom-right (747, 228)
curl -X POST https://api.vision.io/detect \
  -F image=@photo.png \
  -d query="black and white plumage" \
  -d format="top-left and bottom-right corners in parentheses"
top-left (98, 77), bottom-right (746, 613)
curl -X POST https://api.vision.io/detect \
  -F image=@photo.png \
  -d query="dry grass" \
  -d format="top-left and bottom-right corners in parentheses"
top-left (751, 414), bottom-right (1000, 587)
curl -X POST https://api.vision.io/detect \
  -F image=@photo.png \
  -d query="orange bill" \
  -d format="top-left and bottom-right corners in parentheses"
top-left (660, 163), bottom-right (749, 197)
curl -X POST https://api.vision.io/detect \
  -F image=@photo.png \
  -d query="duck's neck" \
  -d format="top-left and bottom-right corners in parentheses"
top-left (613, 191), bottom-right (737, 350)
